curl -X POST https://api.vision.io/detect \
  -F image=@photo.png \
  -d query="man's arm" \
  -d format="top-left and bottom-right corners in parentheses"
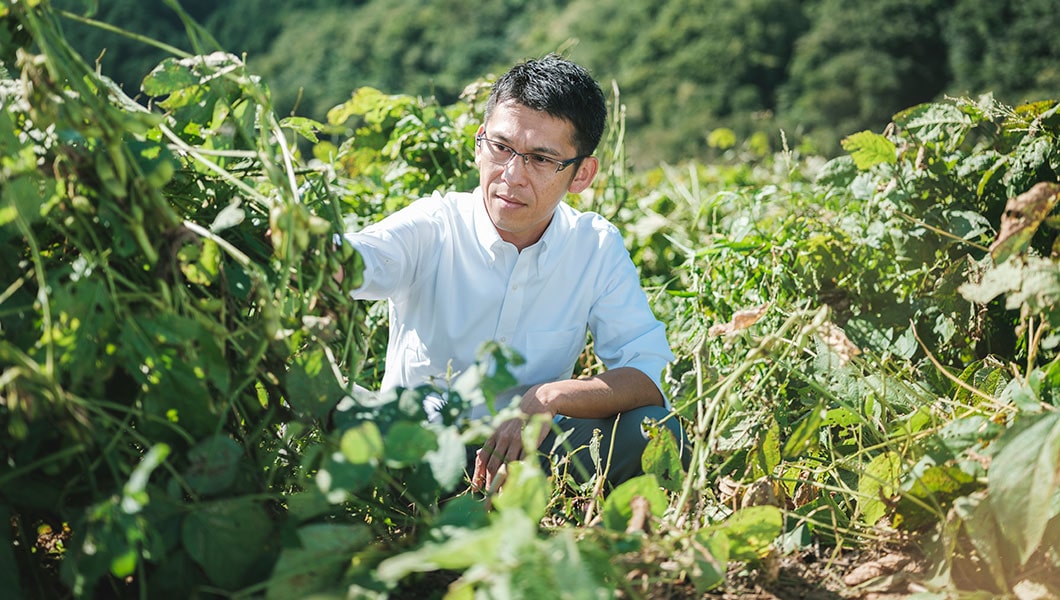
top-left (471, 366), bottom-right (663, 491)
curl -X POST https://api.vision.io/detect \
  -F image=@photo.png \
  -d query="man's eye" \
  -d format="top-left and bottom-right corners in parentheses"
top-left (528, 154), bottom-right (553, 165)
top-left (490, 141), bottom-right (511, 155)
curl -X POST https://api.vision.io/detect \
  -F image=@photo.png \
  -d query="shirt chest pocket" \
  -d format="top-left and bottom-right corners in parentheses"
top-left (522, 326), bottom-right (588, 382)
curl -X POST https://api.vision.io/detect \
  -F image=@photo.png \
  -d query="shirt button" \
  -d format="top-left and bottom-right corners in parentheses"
top-left (499, 336), bottom-right (507, 343)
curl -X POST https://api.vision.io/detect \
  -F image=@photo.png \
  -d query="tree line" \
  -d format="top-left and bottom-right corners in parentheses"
top-left (55, 0), bottom-right (1060, 166)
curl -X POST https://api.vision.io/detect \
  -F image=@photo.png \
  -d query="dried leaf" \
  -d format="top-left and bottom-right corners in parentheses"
top-left (989, 181), bottom-right (1060, 263)
top-left (820, 322), bottom-right (861, 365)
top-left (842, 552), bottom-right (912, 586)
top-left (709, 303), bottom-right (770, 337)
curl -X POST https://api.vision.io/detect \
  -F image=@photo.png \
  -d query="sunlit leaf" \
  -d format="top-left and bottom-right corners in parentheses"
top-left (493, 461), bottom-right (550, 522)
top-left (721, 505), bottom-right (783, 562)
top-left (858, 451), bottom-right (902, 526)
top-left (375, 510), bottom-right (535, 583)
top-left (340, 421), bottom-right (384, 465)
top-left (142, 57), bottom-right (198, 97)
top-left (210, 199), bottom-right (245, 233)
top-left (384, 421), bottom-right (438, 466)
top-left (600, 474), bottom-right (668, 531)
top-left (280, 116), bottom-right (323, 143)
top-left (840, 131), bottom-right (896, 170)
top-left (641, 422), bottom-right (685, 493)
top-left (989, 411), bottom-right (1060, 564)
top-left (783, 401), bottom-right (825, 459)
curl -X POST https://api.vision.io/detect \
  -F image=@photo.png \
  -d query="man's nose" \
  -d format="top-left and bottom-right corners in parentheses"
top-left (502, 154), bottom-right (531, 182)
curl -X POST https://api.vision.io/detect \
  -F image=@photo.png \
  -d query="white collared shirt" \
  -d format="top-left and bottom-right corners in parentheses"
top-left (342, 188), bottom-right (674, 401)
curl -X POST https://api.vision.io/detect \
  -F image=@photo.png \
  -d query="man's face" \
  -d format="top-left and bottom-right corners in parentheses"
top-left (476, 100), bottom-right (598, 251)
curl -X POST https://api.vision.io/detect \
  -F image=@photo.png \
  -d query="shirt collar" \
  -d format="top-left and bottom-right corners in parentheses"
top-left (472, 187), bottom-right (570, 271)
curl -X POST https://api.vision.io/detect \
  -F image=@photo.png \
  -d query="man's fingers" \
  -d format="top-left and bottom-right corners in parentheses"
top-left (473, 420), bottom-right (527, 494)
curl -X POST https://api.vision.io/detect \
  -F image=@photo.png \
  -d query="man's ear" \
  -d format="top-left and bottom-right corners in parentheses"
top-left (473, 124), bottom-right (485, 165)
top-left (567, 156), bottom-right (599, 194)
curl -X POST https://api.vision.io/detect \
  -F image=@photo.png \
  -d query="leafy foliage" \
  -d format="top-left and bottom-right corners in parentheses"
top-left (52, 0), bottom-right (1060, 166)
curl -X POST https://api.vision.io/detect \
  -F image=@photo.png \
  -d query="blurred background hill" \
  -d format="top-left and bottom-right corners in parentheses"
top-left (56, 0), bottom-right (1060, 168)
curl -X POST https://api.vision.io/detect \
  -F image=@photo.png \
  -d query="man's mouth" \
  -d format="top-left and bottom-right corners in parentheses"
top-left (496, 193), bottom-right (525, 208)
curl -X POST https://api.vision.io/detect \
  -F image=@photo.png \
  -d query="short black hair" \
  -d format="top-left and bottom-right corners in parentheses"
top-left (484, 54), bottom-right (607, 157)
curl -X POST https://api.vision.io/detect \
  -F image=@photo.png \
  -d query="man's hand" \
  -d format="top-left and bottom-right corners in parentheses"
top-left (471, 384), bottom-right (554, 493)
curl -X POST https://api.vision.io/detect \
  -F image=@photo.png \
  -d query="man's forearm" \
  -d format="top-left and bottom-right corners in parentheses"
top-left (531, 366), bottom-right (664, 420)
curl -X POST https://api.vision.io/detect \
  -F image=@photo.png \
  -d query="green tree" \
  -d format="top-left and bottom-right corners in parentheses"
top-left (536, 0), bottom-right (808, 165)
top-left (777, 0), bottom-right (951, 154)
top-left (942, 0), bottom-right (1060, 104)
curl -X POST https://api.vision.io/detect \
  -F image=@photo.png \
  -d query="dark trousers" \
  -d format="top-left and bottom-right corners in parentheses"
top-left (540, 405), bottom-right (691, 487)
top-left (466, 404), bottom-right (691, 489)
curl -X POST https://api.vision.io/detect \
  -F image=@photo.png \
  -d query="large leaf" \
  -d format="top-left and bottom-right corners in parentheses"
top-left (600, 474), bottom-right (668, 531)
top-left (265, 524), bottom-right (372, 600)
top-left (184, 435), bottom-right (241, 497)
top-left (641, 421), bottom-right (686, 493)
top-left (858, 451), bottom-right (902, 526)
top-left (182, 498), bottom-right (275, 590)
top-left (374, 509), bottom-right (535, 583)
top-left (492, 461), bottom-right (550, 522)
top-left (988, 411), bottom-right (1060, 564)
top-left (893, 102), bottom-right (973, 149)
top-left (285, 346), bottom-right (345, 420)
top-left (721, 505), bottom-right (783, 562)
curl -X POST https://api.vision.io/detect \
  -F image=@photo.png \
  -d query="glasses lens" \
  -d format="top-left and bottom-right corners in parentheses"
top-left (479, 136), bottom-right (564, 175)
top-left (483, 139), bottom-right (514, 163)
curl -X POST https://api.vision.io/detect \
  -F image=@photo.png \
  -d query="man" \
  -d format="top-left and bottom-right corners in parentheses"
top-left (340, 54), bottom-right (686, 493)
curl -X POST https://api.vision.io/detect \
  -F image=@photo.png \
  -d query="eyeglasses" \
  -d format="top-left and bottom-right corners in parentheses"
top-left (476, 134), bottom-right (588, 176)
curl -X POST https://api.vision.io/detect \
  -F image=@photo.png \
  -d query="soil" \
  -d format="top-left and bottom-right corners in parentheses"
top-left (390, 544), bottom-right (932, 600)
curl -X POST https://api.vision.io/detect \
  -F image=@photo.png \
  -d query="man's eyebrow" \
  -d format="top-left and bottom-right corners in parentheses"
top-left (488, 131), bottom-right (564, 157)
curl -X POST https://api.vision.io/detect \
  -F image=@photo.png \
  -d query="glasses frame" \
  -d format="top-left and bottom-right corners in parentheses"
top-left (476, 134), bottom-right (589, 175)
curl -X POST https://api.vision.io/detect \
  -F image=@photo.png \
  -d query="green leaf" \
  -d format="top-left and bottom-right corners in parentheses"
top-left (641, 422), bottom-right (685, 493)
top-left (840, 131), bottom-right (897, 169)
top-left (182, 498), bottom-right (275, 590)
top-left (340, 421), bottom-right (384, 464)
top-left (492, 461), bottom-right (550, 521)
top-left (893, 102), bottom-right (973, 148)
top-left (383, 421), bottom-right (438, 466)
top-left (721, 505), bottom-right (783, 562)
top-left (783, 401), bottom-right (825, 459)
top-left (1, 175), bottom-right (44, 226)
top-left (375, 510), bottom-right (535, 583)
top-left (989, 411), bottom-right (1060, 564)
top-left (280, 116), bottom-right (323, 143)
top-left (858, 451), bottom-right (902, 526)
top-left (690, 530), bottom-right (729, 592)
top-left (752, 421), bottom-right (780, 479)
top-left (184, 435), bottom-right (241, 497)
top-left (265, 524), bottom-right (372, 600)
top-left (142, 57), bottom-right (198, 96)
top-left (315, 451), bottom-right (374, 503)
top-left (285, 347), bottom-right (344, 420)
top-left (600, 474), bottom-right (668, 531)
top-left (954, 493), bottom-right (1013, 591)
